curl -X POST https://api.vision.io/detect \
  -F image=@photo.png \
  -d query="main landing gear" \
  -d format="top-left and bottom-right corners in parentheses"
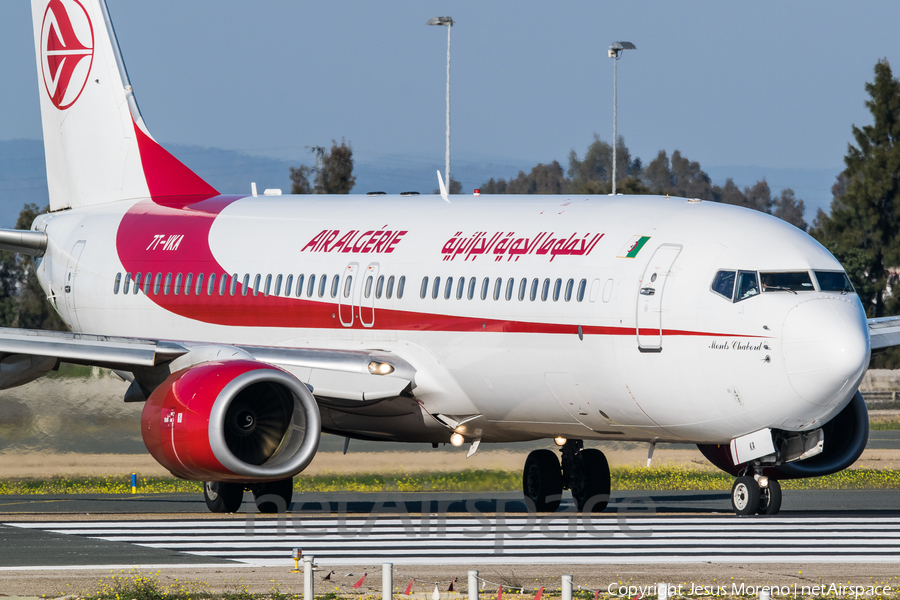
top-left (523, 439), bottom-right (611, 512)
top-left (731, 472), bottom-right (782, 516)
top-left (203, 477), bottom-right (294, 514)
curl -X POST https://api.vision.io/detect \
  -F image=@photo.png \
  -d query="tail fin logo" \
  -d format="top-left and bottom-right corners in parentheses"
top-left (40, 0), bottom-right (94, 110)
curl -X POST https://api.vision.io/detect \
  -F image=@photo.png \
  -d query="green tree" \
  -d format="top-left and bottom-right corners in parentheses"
top-left (316, 139), bottom-right (356, 194)
top-left (812, 59), bottom-right (900, 326)
top-left (773, 188), bottom-right (807, 231)
top-left (289, 140), bottom-right (356, 194)
top-left (568, 135), bottom-right (641, 191)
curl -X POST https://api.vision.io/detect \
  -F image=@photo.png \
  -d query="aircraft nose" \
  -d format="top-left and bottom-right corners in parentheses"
top-left (782, 297), bottom-right (870, 406)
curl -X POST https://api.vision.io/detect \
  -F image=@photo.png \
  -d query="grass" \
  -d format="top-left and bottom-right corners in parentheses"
top-left (3, 467), bottom-right (900, 495)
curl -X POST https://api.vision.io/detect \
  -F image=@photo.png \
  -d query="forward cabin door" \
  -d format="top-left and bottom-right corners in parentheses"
top-left (359, 263), bottom-right (379, 328)
top-left (64, 240), bottom-right (86, 330)
top-left (338, 263), bottom-right (358, 326)
top-left (636, 244), bottom-right (682, 352)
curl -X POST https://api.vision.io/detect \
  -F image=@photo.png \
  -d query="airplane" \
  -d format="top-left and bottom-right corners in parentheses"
top-left (1, 0), bottom-right (897, 517)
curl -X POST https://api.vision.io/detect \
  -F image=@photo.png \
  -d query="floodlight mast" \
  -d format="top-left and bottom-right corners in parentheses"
top-left (608, 41), bottom-right (635, 195)
top-left (428, 17), bottom-right (454, 192)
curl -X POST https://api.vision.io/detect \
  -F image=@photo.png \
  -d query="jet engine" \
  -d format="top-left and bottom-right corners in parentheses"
top-left (698, 390), bottom-right (869, 479)
top-left (141, 360), bottom-right (320, 482)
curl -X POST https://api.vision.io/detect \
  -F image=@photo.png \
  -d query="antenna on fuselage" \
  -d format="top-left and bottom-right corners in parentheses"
top-left (436, 170), bottom-right (450, 203)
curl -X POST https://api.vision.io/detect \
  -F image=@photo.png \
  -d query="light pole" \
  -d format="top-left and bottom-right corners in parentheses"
top-left (428, 16), bottom-right (453, 191)
top-left (608, 41), bottom-right (635, 195)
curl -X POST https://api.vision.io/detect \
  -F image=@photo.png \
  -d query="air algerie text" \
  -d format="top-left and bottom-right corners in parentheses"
top-left (441, 231), bottom-right (604, 262)
top-left (301, 228), bottom-right (407, 254)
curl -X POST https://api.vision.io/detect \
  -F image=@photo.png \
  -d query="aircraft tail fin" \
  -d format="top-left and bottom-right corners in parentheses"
top-left (31, 0), bottom-right (218, 210)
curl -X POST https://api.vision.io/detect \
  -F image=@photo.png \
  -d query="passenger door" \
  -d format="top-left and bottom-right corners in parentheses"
top-left (636, 244), bottom-right (682, 352)
top-left (359, 263), bottom-right (379, 328)
top-left (63, 240), bottom-right (86, 330)
top-left (338, 263), bottom-right (358, 327)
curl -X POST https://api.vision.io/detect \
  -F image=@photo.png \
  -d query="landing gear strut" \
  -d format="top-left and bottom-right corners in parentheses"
top-left (522, 440), bottom-right (611, 512)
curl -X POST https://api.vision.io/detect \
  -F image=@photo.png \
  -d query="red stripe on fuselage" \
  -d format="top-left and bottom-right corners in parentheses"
top-left (114, 197), bottom-right (764, 338)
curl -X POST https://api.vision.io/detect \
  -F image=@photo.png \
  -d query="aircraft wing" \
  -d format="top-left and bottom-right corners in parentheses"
top-left (868, 316), bottom-right (900, 351)
top-left (0, 327), bottom-right (414, 401)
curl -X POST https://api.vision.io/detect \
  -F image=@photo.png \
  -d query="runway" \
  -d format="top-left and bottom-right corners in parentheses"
top-left (1, 490), bottom-right (900, 569)
top-left (4, 513), bottom-right (900, 567)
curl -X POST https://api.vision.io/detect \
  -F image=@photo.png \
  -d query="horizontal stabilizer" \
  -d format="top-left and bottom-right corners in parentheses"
top-left (0, 229), bottom-right (48, 256)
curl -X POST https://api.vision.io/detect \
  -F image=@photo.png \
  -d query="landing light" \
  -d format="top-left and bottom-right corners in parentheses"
top-left (554, 436), bottom-right (567, 446)
top-left (757, 476), bottom-right (769, 489)
top-left (368, 361), bottom-right (394, 375)
top-left (450, 433), bottom-right (465, 447)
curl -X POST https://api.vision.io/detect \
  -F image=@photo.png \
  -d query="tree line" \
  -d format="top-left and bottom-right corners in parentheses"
top-left (480, 139), bottom-right (808, 231)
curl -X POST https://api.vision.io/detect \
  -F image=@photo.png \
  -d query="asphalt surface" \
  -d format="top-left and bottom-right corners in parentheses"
top-left (1, 489), bottom-right (900, 516)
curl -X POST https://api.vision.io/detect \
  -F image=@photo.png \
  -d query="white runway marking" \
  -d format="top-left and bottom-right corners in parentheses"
top-left (7, 515), bottom-right (900, 566)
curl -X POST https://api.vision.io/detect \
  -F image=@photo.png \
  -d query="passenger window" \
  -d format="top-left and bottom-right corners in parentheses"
top-left (541, 278), bottom-right (550, 301)
top-left (205, 273), bottom-right (214, 296)
top-left (283, 274), bottom-right (292, 297)
top-left (602, 278), bottom-right (613, 303)
top-left (328, 274), bottom-right (337, 298)
top-left (493, 277), bottom-right (502, 301)
top-left (376, 275), bottom-right (384, 299)
top-left (456, 277), bottom-right (465, 300)
top-left (577, 279), bottom-right (587, 302)
top-left (365, 275), bottom-right (373, 299)
top-left (164, 273), bottom-right (173, 295)
top-left (518, 278), bottom-right (527, 301)
top-left (815, 271), bottom-right (854, 293)
top-left (216, 273), bottom-right (225, 296)
top-left (397, 276), bottom-right (406, 299)
top-left (230, 274), bottom-right (238, 296)
top-left (530, 278), bottom-right (538, 301)
top-left (505, 278), bottom-right (514, 301)
top-left (711, 270), bottom-right (736, 301)
top-left (565, 278), bottom-right (574, 302)
top-left (184, 273), bottom-right (193, 296)
top-left (252, 274), bottom-right (261, 296)
top-left (467, 277), bottom-right (476, 300)
top-left (143, 273), bottom-right (152, 295)
top-left (133, 272), bottom-right (141, 295)
top-left (240, 274), bottom-right (249, 296)
top-left (736, 271), bottom-right (760, 301)
top-left (114, 273), bottom-right (122, 294)
top-left (444, 277), bottom-right (453, 299)
top-left (174, 273), bottom-right (182, 296)
top-left (263, 274), bottom-right (272, 296)
top-left (195, 273), bottom-right (204, 295)
top-left (386, 275), bottom-right (395, 299)
top-left (432, 276), bottom-right (441, 299)
top-left (153, 273), bottom-right (162, 295)
top-left (274, 274), bottom-right (281, 296)
top-left (420, 276), bottom-right (429, 299)
top-left (123, 273), bottom-right (131, 295)
top-left (552, 278), bottom-right (562, 302)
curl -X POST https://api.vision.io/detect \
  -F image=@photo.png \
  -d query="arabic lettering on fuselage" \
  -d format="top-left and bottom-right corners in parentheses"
top-left (440, 231), bottom-right (604, 262)
top-left (301, 228), bottom-right (407, 254)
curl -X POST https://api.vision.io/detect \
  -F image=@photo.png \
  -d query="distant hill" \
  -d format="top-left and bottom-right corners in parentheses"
top-left (0, 138), bottom-right (836, 228)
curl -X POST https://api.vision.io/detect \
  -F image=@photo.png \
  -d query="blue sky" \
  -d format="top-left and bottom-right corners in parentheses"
top-left (2, 1), bottom-right (899, 213)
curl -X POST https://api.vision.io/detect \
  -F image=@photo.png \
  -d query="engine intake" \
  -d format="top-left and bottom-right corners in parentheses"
top-left (698, 390), bottom-right (869, 479)
top-left (141, 360), bottom-right (320, 482)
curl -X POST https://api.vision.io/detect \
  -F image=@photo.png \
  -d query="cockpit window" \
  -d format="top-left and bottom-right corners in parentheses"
top-left (736, 271), bottom-right (759, 301)
top-left (760, 271), bottom-right (814, 293)
top-left (711, 270), bottom-right (736, 301)
top-left (815, 271), bottom-right (855, 293)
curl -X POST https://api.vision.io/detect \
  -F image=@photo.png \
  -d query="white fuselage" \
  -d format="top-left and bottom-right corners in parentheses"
top-left (32, 193), bottom-right (871, 446)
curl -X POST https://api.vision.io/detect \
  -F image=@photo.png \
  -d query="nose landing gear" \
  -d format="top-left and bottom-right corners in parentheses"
top-left (730, 468), bottom-right (782, 516)
top-left (522, 439), bottom-right (611, 512)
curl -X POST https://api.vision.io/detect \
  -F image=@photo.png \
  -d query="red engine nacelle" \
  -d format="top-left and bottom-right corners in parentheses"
top-left (141, 359), bottom-right (320, 482)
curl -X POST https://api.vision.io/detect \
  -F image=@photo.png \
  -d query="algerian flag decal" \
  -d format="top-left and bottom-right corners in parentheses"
top-left (618, 235), bottom-right (651, 258)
